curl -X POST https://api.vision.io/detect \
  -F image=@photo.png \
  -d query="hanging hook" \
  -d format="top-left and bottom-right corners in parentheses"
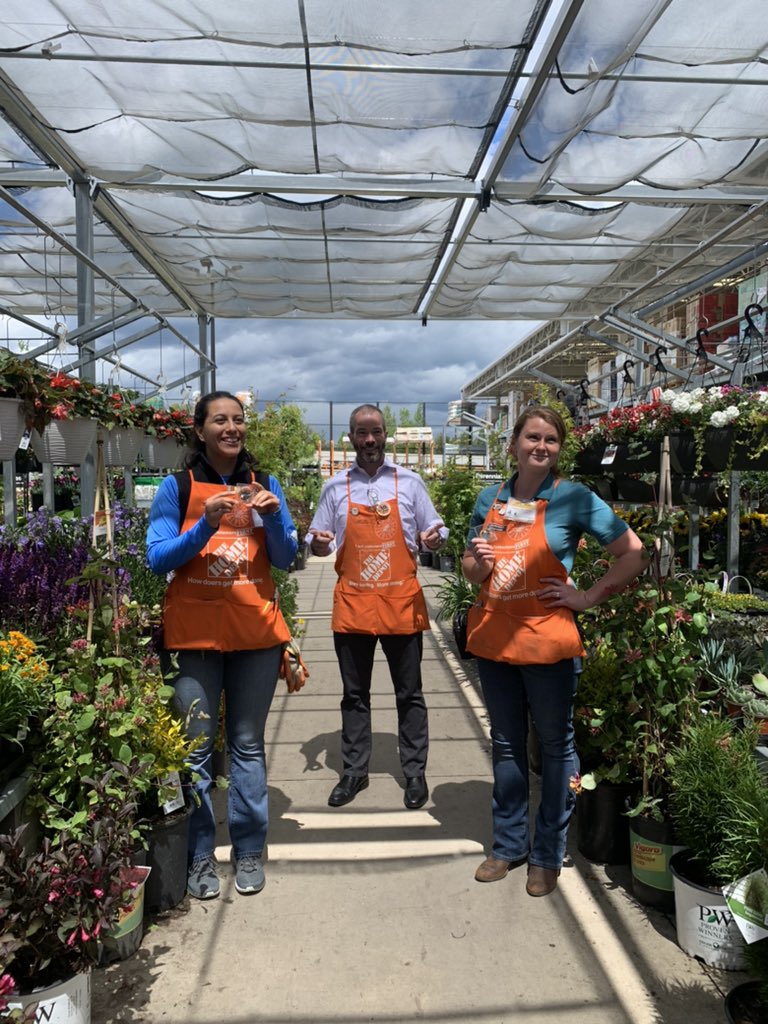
top-left (578, 378), bottom-right (591, 406)
top-left (744, 303), bottom-right (764, 339)
top-left (622, 360), bottom-right (635, 385)
top-left (694, 327), bottom-right (709, 360)
top-left (652, 345), bottom-right (667, 373)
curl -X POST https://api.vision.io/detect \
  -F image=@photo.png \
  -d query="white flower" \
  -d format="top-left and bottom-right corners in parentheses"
top-left (671, 396), bottom-right (692, 413)
top-left (688, 401), bottom-right (703, 414)
top-left (724, 405), bottom-right (741, 423)
top-left (709, 410), bottom-right (728, 427)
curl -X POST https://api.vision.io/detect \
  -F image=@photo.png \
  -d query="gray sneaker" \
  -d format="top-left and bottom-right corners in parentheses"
top-left (187, 856), bottom-right (220, 900)
top-left (233, 853), bottom-right (265, 895)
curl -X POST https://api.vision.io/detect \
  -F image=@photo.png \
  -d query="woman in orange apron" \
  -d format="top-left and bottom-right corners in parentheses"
top-left (147, 391), bottom-right (302, 901)
top-left (462, 406), bottom-right (647, 897)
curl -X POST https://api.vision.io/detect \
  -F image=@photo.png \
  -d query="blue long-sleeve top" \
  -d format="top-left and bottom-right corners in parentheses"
top-left (146, 470), bottom-right (298, 575)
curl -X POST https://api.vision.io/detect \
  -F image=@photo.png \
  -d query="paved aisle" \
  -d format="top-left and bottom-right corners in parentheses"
top-left (92, 557), bottom-right (732, 1024)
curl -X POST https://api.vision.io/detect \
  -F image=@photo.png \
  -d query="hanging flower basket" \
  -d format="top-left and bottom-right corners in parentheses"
top-left (99, 427), bottom-right (144, 467)
top-left (141, 435), bottom-right (185, 470)
top-left (0, 395), bottom-right (26, 459)
top-left (30, 418), bottom-right (98, 465)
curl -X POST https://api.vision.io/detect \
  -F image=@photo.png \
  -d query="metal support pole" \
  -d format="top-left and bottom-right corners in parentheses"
top-left (3, 461), bottom-right (16, 522)
top-left (726, 472), bottom-right (741, 583)
top-left (197, 315), bottom-right (211, 395)
top-left (75, 180), bottom-right (96, 518)
top-left (687, 507), bottom-right (700, 571)
top-left (42, 463), bottom-right (55, 509)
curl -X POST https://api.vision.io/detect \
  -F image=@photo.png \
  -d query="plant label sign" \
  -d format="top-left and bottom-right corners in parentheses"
top-left (161, 770), bottom-right (186, 815)
top-left (601, 444), bottom-right (618, 465)
top-left (722, 868), bottom-right (768, 943)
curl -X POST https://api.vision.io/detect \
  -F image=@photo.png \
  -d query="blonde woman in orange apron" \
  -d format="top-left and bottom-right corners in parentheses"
top-left (462, 406), bottom-right (647, 896)
top-left (309, 405), bottom-right (446, 810)
top-left (147, 392), bottom-right (302, 901)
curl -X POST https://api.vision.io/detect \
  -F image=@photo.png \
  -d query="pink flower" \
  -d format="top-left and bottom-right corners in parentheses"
top-left (92, 887), bottom-right (104, 898)
top-left (47, 889), bottom-right (60, 902)
top-left (624, 648), bottom-right (643, 663)
top-left (0, 973), bottom-right (15, 996)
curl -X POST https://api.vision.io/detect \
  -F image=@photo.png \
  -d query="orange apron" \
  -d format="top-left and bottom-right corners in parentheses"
top-left (163, 471), bottom-right (290, 651)
top-left (465, 481), bottom-right (584, 665)
top-left (332, 472), bottom-right (429, 635)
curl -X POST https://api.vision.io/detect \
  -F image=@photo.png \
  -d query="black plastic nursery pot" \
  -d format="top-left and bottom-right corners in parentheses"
top-left (723, 981), bottom-right (768, 1023)
top-left (138, 806), bottom-right (191, 913)
top-left (576, 781), bottom-right (635, 865)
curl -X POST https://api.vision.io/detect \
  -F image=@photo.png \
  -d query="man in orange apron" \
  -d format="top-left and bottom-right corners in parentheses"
top-left (309, 405), bottom-right (446, 810)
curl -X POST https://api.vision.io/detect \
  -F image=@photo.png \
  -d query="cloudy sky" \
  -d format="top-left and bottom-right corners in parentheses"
top-left (19, 315), bottom-right (541, 438)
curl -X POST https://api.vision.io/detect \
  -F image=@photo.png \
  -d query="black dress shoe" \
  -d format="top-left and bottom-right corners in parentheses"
top-left (404, 776), bottom-right (428, 810)
top-left (328, 774), bottom-right (369, 807)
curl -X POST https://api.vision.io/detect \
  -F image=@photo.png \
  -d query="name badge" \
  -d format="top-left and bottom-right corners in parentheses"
top-left (502, 499), bottom-right (536, 523)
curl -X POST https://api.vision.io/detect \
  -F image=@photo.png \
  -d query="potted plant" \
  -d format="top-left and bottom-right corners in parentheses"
top-left (0, 350), bottom-right (53, 458)
top-left (697, 636), bottom-right (768, 741)
top-left (574, 524), bottom-right (713, 908)
top-left (435, 568), bottom-right (479, 661)
top-left (29, 371), bottom-right (111, 466)
top-left (667, 714), bottom-right (768, 969)
top-left (141, 405), bottom-right (194, 468)
top-left (0, 772), bottom-right (141, 1023)
top-left (725, 939), bottom-right (768, 1023)
top-left (575, 385), bottom-right (768, 477)
top-left (97, 386), bottom-right (153, 467)
top-left (572, 641), bottom-right (641, 865)
top-left (0, 631), bottom-right (52, 786)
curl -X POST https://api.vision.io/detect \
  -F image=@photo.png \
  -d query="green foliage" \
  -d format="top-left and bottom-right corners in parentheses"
top-left (668, 714), bottom-right (768, 884)
top-left (26, 552), bottom-right (198, 835)
top-left (528, 383), bottom-right (579, 475)
top-left (244, 401), bottom-right (318, 480)
top-left (435, 569), bottom-right (478, 621)
top-left (575, 522), bottom-right (714, 818)
top-left (272, 567), bottom-right (301, 638)
top-left (575, 642), bottom-right (642, 787)
top-left (429, 461), bottom-right (481, 563)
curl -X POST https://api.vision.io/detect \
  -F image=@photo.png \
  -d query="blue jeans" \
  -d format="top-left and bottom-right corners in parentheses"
top-left (477, 657), bottom-right (579, 870)
top-left (171, 647), bottom-right (280, 864)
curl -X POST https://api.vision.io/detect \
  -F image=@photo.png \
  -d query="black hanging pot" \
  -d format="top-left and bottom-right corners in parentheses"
top-left (452, 608), bottom-right (474, 660)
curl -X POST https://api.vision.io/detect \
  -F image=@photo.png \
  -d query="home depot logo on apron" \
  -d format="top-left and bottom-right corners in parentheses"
top-left (332, 471), bottom-right (429, 636)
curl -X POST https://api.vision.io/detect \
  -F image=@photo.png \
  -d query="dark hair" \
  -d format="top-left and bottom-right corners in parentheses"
top-left (511, 405), bottom-right (567, 445)
top-left (349, 404), bottom-right (384, 433)
top-left (189, 391), bottom-right (244, 454)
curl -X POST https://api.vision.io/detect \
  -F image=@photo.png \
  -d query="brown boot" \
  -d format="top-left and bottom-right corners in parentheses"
top-left (526, 865), bottom-right (560, 897)
top-left (475, 855), bottom-right (519, 882)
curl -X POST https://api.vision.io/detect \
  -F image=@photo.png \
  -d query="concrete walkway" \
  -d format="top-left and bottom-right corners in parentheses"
top-left (92, 556), bottom-right (737, 1024)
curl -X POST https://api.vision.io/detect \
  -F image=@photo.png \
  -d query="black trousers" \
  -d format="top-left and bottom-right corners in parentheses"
top-left (333, 631), bottom-right (428, 778)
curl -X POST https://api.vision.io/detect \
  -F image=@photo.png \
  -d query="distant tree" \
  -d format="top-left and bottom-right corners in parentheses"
top-left (398, 406), bottom-right (425, 427)
top-left (245, 400), bottom-right (318, 481)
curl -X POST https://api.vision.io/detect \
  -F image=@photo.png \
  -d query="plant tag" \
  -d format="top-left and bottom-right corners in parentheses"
top-left (18, 428), bottom-right (31, 451)
top-left (93, 509), bottom-right (108, 538)
top-left (161, 770), bottom-right (185, 815)
top-left (601, 444), bottom-right (618, 465)
top-left (722, 868), bottom-right (768, 943)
